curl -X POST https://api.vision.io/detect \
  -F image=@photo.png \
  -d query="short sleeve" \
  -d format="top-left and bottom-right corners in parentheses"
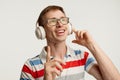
top-left (84, 51), bottom-right (96, 72)
top-left (20, 59), bottom-right (35, 80)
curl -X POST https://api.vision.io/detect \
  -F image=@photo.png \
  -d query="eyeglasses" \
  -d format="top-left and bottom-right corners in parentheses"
top-left (46, 17), bottom-right (69, 26)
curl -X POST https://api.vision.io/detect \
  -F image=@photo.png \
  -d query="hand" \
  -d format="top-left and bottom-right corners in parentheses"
top-left (72, 29), bottom-right (94, 47)
top-left (44, 46), bottom-right (66, 80)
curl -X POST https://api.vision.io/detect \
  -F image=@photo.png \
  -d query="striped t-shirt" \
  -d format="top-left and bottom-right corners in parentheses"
top-left (20, 46), bottom-right (95, 80)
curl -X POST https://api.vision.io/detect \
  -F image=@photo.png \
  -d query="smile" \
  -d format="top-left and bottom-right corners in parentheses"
top-left (56, 29), bottom-right (65, 36)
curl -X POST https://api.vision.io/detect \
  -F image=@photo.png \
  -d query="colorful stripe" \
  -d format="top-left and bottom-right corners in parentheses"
top-left (20, 48), bottom-right (95, 80)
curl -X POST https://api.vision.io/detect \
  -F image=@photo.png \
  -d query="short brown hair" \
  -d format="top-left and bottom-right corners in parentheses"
top-left (36, 5), bottom-right (65, 26)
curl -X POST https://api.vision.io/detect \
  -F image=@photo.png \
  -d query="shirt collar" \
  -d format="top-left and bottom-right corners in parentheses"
top-left (39, 45), bottom-right (73, 64)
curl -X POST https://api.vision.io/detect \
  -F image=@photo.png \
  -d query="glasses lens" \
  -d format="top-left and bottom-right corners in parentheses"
top-left (47, 18), bottom-right (57, 26)
top-left (60, 17), bottom-right (69, 25)
top-left (47, 17), bottom-right (69, 26)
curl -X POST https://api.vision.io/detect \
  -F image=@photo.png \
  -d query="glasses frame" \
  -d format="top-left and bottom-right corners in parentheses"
top-left (46, 17), bottom-right (69, 26)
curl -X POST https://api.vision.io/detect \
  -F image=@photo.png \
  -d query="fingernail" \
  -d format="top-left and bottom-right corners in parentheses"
top-left (64, 62), bottom-right (66, 65)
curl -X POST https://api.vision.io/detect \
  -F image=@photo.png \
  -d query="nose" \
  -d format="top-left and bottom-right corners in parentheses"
top-left (56, 20), bottom-right (63, 28)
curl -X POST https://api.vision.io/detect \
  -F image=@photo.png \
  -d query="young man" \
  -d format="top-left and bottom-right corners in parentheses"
top-left (20, 5), bottom-right (120, 80)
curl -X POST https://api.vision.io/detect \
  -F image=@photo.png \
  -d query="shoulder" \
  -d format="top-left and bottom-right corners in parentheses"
top-left (24, 54), bottom-right (43, 67)
top-left (26, 55), bottom-right (42, 65)
top-left (24, 47), bottom-right (46, 67)
top-left (69, 46), bottom-right (89, 57)
top-left (21, 54), bottom-right (44, 74)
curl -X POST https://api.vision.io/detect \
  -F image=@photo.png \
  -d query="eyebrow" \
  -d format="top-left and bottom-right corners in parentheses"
top-left (47, 16), bottom-right (67, 20)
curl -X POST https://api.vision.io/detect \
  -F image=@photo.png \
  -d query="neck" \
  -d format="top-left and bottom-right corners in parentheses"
top-left (47, 41), bottom-right (67, 59)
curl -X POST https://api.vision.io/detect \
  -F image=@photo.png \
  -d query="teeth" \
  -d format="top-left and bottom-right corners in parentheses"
top-left (58, 30), bottom-right (64, 32)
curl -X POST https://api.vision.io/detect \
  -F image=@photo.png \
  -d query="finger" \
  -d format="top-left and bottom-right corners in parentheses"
top-left (53, 68), bottom-right (61, 76)
top-left (54, 61), bottom-right (63, 72)
top-left (46, 46), bottom-right (51, 62)
top-left (77, 30), bottom-right (86, 39)
top-left (72, 40), bottom-right (79, 44)
top-left (72, 27), bottom-right (77, 33)
top-left (75, 30), bottom-right (81, 40)
top-left (75, 32), bottom-right (79, 40)
top-left (54, 58), bottom-right (66, 65)
top-left (80, 30), bottom-right (87, 39)
top-left (73, 30), bottom-right (78, 40)
top-left (50, 59), bottom-right (65, 71)
top-left (80, 31), bottom-right (83, 39)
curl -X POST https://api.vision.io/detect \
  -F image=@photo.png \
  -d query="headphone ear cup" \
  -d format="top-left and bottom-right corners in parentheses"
top-left (35, 26), bottom-right (46, 40)
top-left (68, 23), bottom-right (72, 35)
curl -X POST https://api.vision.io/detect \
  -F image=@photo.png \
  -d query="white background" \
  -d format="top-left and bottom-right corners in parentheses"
top-left (0, 0), bottom-right (120, 80)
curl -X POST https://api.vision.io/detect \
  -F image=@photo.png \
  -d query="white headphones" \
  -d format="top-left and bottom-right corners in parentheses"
top-left (35, 23), bottom-right (73, 40)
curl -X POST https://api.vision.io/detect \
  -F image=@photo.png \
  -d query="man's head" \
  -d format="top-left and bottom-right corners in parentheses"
top-left (37, 5), bottom-right (66, 27)
top-left (36, 5), bottom-right (71, 43)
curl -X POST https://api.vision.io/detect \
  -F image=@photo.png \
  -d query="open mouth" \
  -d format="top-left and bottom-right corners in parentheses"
top-left (56, 29), bottom-right (65, 36)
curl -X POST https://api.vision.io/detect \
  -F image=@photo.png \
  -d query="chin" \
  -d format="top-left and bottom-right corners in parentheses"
top-left (56, 36), bottom-right (67, 42)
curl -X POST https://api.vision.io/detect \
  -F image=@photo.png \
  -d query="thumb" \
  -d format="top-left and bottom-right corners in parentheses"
top-left (72, 40), bottom-right (79, 44)
top-left (46, 46), bottom-right (51, 62)
top-left (72, 27), bottom-right (77, 33)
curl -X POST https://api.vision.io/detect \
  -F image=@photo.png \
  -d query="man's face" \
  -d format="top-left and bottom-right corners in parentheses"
top-left (44, 10), bottom-right (69, 43)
